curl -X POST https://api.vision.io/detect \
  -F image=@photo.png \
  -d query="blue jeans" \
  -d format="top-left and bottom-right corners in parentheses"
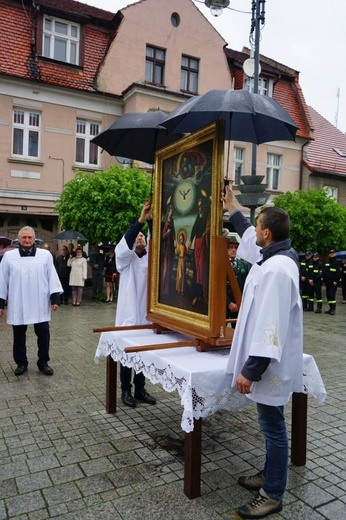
top-left (257, 403), bottom-right (288, 501)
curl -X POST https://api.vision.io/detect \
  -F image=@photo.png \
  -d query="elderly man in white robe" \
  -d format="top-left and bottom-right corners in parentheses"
top-left (115, 201), bottom-right (156, 408)
top-left (0, 226), bottom-right (62, 376)
top-left (223, 187), bottom-right (303, 520)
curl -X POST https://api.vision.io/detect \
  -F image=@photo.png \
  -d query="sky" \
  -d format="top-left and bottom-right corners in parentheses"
top-left (77, 0), bottom-right (346, 134)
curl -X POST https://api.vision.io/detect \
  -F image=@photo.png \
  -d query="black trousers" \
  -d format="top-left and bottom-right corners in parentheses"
top-left (12, 322), bottom-right (50, 367)
top-left (59, 276), bottom-right (70, 303)
top-left (120, 364), bottom-right (145, 393)
top-left (326, 283), bottom-right (337, 304)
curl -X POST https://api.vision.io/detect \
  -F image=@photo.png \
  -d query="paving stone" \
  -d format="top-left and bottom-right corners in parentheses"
top-left (0, 287), bottom-right (344, 519)
top-left (6, 490), bottom-right (46, 517)
top-left (76, 474), bottom-right (114, 497)
top-left (42, 481), bottom-right (82, 506)
top-left (16, 471), bottom-right (52, 493)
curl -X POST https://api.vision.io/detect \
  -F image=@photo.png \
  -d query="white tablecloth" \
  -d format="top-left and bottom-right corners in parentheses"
top-left (95, 329), bottom-right (327, 433)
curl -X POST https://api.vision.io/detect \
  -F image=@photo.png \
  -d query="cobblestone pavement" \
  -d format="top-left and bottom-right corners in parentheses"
top-left (0, 286), bottom-right (345, 520)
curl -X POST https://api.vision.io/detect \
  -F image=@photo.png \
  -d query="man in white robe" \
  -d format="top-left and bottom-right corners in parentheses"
top-left (0, 226), bottom-right (62, 376)
top-left (115, 201), bottom-right (156, 407)
top-left (223, 187), bottom-right (303, 519)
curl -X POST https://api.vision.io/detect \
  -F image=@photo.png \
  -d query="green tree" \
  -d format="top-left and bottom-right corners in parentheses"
top-left (273, 189), bottom-right (346, 254)
top-left (55, 166), bottom-right (151, 244)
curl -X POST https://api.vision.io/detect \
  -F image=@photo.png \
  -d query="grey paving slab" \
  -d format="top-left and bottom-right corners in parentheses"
top-left (0, 285), bottom-right (345, 518)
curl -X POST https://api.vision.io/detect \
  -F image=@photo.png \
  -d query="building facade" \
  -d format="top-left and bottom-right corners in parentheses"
top-left (0, 0), bottom-right (315, 245)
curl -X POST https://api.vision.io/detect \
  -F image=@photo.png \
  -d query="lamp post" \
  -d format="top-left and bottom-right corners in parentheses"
top-left (204, 0), bottom-right (268, 223)
top-left (238, 0), bottom-right (268, 224)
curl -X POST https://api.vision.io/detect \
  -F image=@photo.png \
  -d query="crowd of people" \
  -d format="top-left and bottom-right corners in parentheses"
top-left (0, 194), bottom-right (346, 520)
top-left (299, 249), bottom-right (344, 315)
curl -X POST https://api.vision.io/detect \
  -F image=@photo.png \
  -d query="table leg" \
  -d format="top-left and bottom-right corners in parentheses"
top-left (184, 418), bottom-right (202, 499)
top-left (106, 356), bottom-right (117, 414)
top-left (291, 392), bottom-right (307, 466)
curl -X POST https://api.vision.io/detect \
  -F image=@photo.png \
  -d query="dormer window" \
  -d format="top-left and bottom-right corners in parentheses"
top-left (244, 76), bottom-right (273, 97)
top-left (43, 15), bottom-right (80, 65)
top-left (333, 147), bottom-right (346, 158)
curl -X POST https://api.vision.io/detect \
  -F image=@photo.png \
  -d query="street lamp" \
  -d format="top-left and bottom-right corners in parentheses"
top-left (204, 0), bottom-right (230, 17)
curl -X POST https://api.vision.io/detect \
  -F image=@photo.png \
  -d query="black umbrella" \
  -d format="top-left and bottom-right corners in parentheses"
top-left (91, 111), bottom-right (182, 164)
top-left (0, 236), bottom-right (12, 247)
top-left (336, 251), bottom-right (346, 260)
top-left (161, 89), bottom-right (299, 144)
top-left (53, 231), bottom-right (88, 241)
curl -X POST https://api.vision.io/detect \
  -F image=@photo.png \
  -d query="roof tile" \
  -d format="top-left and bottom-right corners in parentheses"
top-left (305, 107), bottom-right (346, 175)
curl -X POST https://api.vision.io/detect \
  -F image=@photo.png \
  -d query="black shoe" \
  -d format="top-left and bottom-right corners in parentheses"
top-left (14, 365), bottom-right (27, 376)
top-left (38, 364), bottom-right (54, 376)
top-left (134, 388), bottom-right (156, 405)
top-left (314, 309), bottom-right (322, 314)
top-left (330, 310), bottom-right (335, 315)
top-left (324, 309), bottom-right (331, 314)
top-left (122, 390), bottom-right (136, 407)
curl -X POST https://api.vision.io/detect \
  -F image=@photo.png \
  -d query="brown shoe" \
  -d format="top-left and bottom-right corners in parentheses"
top-left (238, 472), bottom-right (265, 491)
top-left (238, 488), bottom-right (282, 519)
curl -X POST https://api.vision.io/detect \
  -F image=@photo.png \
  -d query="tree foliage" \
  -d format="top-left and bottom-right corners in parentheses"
top-left (273, 189), bottom-right (346, 254)
top-left (55, 166), bottom-right (151, 244)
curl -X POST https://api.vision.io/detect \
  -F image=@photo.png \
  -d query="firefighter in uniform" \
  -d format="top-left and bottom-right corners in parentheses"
top-left (323, 249), bottom-right (342, 315)
top-left (300, 251), bottom-right (312, 311)
top-left (307, 252), bottom-right (323, 313)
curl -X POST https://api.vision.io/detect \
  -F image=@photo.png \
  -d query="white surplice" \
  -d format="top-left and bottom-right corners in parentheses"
top-left (226, 226), bottom-right (304, 406)
top-left (0, 248), bottom-right (63, 325)
top-left (115, 236), bottom-right (150, 326)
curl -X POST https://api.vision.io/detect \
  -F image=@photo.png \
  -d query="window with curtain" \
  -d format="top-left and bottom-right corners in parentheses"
top-left (145, 45), bottom-right (165, 85)
top-left (43, 15), bottom-right (80, 65)
top-left (75, 120), bottom-right (100, 166)
top-left (266, 153), bottom-right (282, 190)
top-left (12, 109), bottom-right (40, 159)
top-left (180, 55), bottom-right (199, 93)
top-left (233, 147), bottom-right (245, 185)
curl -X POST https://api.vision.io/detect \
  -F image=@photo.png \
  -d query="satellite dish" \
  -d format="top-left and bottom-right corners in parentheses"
top-left (115, 156), bottom-right (132, 165)
top-left (243, 58), bottom-right (261, 78)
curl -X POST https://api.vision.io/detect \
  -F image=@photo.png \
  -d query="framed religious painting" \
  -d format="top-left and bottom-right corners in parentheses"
top-left (147, 122), bottom-right (240, 349)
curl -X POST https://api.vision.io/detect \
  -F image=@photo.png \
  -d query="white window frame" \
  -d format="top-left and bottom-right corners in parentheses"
top-left (244, 76), bottom-right (273, 97)
top-left (266, 153), bottom-right (282, 190)
top-left (75, 120), bottom-right (100, 167)
top-left (12, 108), bottom-right (41, 159)
top-left (43, 15), bottom-right (80, 65)
top-left (324, 185), bottom-right (338, 200)
top-left (233, 147), bottom-right (245, 185)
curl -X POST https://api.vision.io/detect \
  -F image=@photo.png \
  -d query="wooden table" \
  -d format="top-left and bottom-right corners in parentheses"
top-left (95, 329), bottom-right (326, 499)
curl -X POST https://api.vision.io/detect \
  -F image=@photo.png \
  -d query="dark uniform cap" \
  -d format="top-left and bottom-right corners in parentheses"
top-left (313, 252), bottom-right (319, 258)
top-left (329, 249), bottom-right (336, 253)
top-left (305, 251), bottom-right (312, 256)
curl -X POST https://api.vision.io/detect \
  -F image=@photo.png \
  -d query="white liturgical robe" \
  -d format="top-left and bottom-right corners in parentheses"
top-left (115, 236), bottom-right (150, 327)
top-left (0, 248), bottom-right (62, 325)
top-left (226, 227), bottom-right (304, 406)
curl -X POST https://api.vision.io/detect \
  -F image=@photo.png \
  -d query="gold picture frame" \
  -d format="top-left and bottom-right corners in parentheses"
top-left (147, 122), bottom-right (236, 347)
